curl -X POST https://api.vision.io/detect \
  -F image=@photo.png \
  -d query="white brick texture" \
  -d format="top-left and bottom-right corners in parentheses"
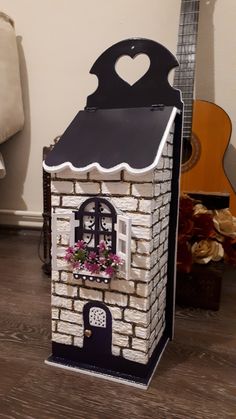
top-left (62, 195), bottom-right (85, 208)
top-left (112, 333), bottom-right (129, 347)
top-left (52, 308), bottom-right (60, 319)
top-left (124, 309), bottom-right (150, 327)
top-left (123, 349), bottom-right (148, 364)
top-left (123, 171), bottom-right (153, 182)
top-left (113, 320), bottom-right (133, 335)
top-left (135, 325), bottom-right (151, 339)
top-left (130, 268), bottom-right (150, 282)
top-left (105, 292), bottom-right (128, 307)
top-left (132, 254), bottom-right (151, 270)
top-left (51, 195), bottom-right (60, 206)
top-left (51, 296), bottom-right (72, 310)
top-left (136, 283), bottom-right (151, 298)
top-left (138, 199), bottom-right (154, 213)
top-left (132, 183), bottom-right (153, 198)
top-left (157, 157), bottom-right (164, 170)
top-left (56, 168), bottom-right (87, 180)
top-left (75, 182), bottom-right (100, 195)
top-left (132, 338), bottom-right (149, 353)
top-left (60, 309), bottom-right (82, 324)
top-left (128, 212), bottom-right (152, 227)
top-left (79, 288), bottom-right (103, 301)
top-left (109, 306), bottom-right (123, 320)
top-left (54, 283), bottom-right (77, 298)
top-left (51, 181), bottom-right (74, 194)
top-left (61, 271), bottom-right (79, 283)
top-left (57, 321), bottom-right (83, 336)
top-left (74, 299), bottom-right (88, 312)
top-left (110, 279), bottom-right (135, 294)
top-left (132, 226), bottom-right (152, 240)
top-left (52, 333), bottom-right (72, 345)
top-left (129, 296), bottom-right (149, 311)
top-left (101, 182), bottom-right (130, 195)
top-left (88, 169), bottom-right (121, 181)
top-left (112, 345), bottom-right (121, 356)
top-left (136, 240), bottom-right (153, 254)
top-left (85, 280), bottom-right (109, 290)
top-left (74, 337), bottom-right (84, 347)
top-left (51, 270), bottom-right (60, 282)
top-left (112, 197), bottom-right (138, 212)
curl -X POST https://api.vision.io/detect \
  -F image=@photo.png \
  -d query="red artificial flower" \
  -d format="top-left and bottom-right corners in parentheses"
top-left (193, 213), bottom-right (215, 238)
top-left (177, 239), bottom-right (192, 273)
top-left (179, 195), bottom-right (194, 218)
top-left (178, 215), bottom-right (194, 237)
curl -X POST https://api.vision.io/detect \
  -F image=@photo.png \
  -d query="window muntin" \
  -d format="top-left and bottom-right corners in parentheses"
top-left (75, 197), bottom-right (117, 253)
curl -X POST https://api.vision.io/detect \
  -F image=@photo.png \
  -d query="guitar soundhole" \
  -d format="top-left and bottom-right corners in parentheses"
top-left (181, 134), bottom-right (201, 173)
top-left (182, 138), bottom-right (193, 164)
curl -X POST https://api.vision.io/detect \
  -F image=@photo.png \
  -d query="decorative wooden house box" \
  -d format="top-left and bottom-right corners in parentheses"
top-left (43, 38), bottom-right (183, 388)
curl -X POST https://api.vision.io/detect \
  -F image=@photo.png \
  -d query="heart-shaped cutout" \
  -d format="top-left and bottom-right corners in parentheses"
top-left (115, 53), bottom-right (150, 86)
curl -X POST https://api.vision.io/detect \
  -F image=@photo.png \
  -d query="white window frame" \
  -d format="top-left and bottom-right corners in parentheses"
top-left (115, 214), bottom-right (131, 280)
top-left (52, 212), bottom-right (79, 270)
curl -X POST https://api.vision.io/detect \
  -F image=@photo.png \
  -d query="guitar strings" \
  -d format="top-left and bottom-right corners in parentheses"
top-left (174, 0), bottom-right (200, 139)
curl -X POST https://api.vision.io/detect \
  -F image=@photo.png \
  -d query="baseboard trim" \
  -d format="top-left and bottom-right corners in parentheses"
top-left (0, 209), bottom-right (43, 228)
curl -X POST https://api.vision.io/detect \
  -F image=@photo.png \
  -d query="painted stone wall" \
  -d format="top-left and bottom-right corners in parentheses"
top-left (50, 130), bottom-right (174, 365)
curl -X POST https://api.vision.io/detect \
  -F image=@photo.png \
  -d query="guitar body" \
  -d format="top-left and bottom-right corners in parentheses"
top-left (181, 99), bottom-right (236, 215)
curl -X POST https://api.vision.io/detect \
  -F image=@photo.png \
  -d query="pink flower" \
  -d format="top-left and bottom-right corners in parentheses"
top-left (108, 253), bottom-right (122, 264)
top-left (89, 263), bottom-right (100, 273)
top-left (89, 251), bottom-right (97, 260)
top-left (84, 262), bottom-right (100, 273)
top-left (105, 266), bottom-right (114, 276)
top-left (98, 241), bottom-right (107, 252)
top-left (75, 240), bottom-right (86, 249)
top-left (73, 261), bottom-right (82, 269)
top-left (99, 257), bottom-right (106, 265)
top-left (65, 239), bottom-right (123, 277)
top-left (84, 261), bottom-right (91, 271)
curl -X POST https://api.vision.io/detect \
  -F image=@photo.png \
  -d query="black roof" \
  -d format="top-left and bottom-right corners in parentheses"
top-left (43, 106), bottom-right (177, 174)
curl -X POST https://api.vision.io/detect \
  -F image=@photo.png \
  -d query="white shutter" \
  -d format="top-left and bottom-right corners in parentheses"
top-left (52, 212), bottom-right (79, 270)
top-left (116, 214), bottom-right (131, 280)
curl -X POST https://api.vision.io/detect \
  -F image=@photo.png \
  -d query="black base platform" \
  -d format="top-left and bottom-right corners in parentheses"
top-left (46, 334), bottom-right (169, 389)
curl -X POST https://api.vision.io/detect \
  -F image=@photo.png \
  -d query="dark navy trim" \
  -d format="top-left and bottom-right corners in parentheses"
top-left (48, 333), bottom-right (169, 386)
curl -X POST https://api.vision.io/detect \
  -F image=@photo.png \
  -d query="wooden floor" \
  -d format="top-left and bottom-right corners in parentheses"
top-left (0, 229), bottom-right (235, 419)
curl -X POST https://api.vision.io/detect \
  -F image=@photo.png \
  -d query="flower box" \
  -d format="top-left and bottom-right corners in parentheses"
top-left (176, 262), bottom-right (223, 310)
top-left (73, 269), bottom-right (112, 283)
top-left (65, 239), bottom-right (123, 284)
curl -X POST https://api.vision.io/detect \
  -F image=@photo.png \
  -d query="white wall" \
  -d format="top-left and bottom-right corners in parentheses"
top-left (0, 0), bottom-right (235, 227)
top-left (0, 0), bottom-right (181, 226)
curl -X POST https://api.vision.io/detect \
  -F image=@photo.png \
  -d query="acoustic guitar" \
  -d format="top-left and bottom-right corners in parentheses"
top-left (174, 0), bottom-right (236, 215)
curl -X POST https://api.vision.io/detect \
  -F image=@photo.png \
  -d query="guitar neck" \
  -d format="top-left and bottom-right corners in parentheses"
top-left (174, 0), bottom-right (200, 139)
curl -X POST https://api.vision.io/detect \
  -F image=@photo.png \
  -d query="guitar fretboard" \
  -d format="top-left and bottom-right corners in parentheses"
top-left (174, 0), bottom-right (200, 140)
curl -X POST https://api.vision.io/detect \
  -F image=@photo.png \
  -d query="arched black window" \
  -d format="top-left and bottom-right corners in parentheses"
top-left (75, 197), bottom-right (117, 253)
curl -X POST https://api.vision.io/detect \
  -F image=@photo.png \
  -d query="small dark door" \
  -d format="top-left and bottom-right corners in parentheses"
top-left (83, 302), bottom-right (112, 356)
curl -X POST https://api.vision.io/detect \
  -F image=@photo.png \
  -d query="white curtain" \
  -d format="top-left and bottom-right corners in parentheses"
top-left (0, 12), bottom-right (24, 178)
